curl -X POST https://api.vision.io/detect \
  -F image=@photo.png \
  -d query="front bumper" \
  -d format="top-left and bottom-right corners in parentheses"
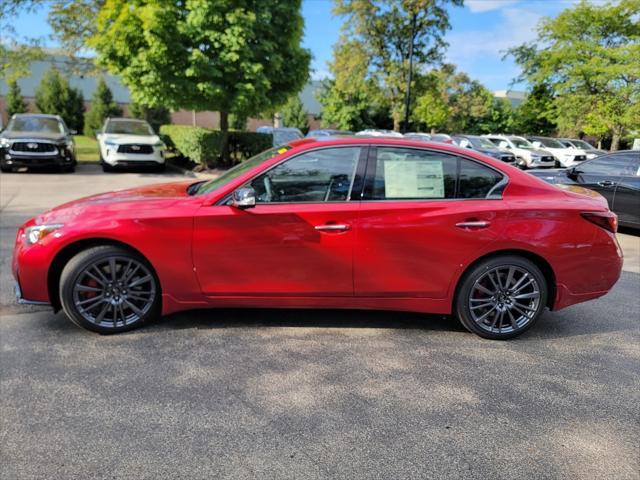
top-left (14, 282), bottom-right (50, 306)
top-left (102, 146), bottom-right (165, 167)
top-left (2, 152), bottom-right (74, 168)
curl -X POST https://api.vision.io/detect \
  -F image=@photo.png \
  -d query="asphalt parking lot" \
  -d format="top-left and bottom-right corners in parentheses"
top-left (1, 165), bottom-right (639, 480)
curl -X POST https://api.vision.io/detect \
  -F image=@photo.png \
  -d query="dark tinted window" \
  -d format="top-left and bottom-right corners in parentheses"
top-left (365, 147), bottom-right (504, 200)
top-left (579, 153), bottom-right (639, 176)
top-left (250, 147), bottom-right (360, 203)
top-left (368, 147), bottom-right (457, 199)
top-left (458, 159), bottom-right (504, 198)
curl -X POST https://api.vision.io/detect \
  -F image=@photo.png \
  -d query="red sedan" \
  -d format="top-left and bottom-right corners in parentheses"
top-left (12, 137), bottom-right (622, 339)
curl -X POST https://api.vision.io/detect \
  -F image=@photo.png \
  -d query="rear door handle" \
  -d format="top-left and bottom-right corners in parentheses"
top-left (455, 220), bottom-right (491, 229)
top-left (315, 224), bottom-right (351, 232)
top-left (597, 180), bottom-right (615, 187)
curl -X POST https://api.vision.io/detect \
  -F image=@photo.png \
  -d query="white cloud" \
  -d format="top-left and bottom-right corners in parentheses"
top-left (446, 7), bottom-right (542, 62)
top-left (466, 0), bottom-right (519, 13)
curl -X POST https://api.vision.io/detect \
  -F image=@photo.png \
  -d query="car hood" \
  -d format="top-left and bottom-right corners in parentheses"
top-left (477, 147), bottom-right (512, 156)
top-left (37, 181), bottom-right (197, 224)
top-left (100, 134), bottom-right (161, 144)
top-left (1, 131), bottom-right (67, 142)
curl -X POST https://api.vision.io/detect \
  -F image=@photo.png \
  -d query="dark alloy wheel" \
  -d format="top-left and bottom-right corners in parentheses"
top-left (60, 246), bottom-right (161, 333)
top-left (455, 255), bottom-right (547, 340)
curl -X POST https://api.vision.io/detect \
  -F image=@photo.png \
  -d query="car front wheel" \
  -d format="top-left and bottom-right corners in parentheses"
top-left (59, 246), bottom-right (161, 333)
top-left (455, 255), bottom-right (547, 340)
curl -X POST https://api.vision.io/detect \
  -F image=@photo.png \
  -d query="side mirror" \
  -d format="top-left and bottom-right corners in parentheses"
top-left (69, 129), bottom-right (77, 135)
top-left (466, 144), bottom-right (473, 149)
top-left (231, 187), bottom-right (256, 209)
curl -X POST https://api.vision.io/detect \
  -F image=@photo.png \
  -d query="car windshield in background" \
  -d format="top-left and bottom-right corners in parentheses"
top-left (8, 117), bottom-right (64, 134)
top-left (510, 138), bottom-right (534, 149)
top-left (196, 145), bottom-right (292, 195)
top-left (536, 138), bottom-right (565, 148)
top-left (571, 139), bottom-right (595, 150)
top-left (105, 121), bottom-right (153, 135)
top-left (471, 137), bottom-right (499, 149)
top-left (273, 130), bottom-right (303, 146)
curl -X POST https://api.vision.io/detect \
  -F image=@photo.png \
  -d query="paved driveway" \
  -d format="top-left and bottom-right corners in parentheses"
top-left (1, 165), bottom-right (639, 479)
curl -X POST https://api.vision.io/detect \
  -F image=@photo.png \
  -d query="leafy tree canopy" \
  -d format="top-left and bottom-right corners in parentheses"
top-left (34, 68), bottom-right (85, 132)
top-left (282, 95), bottom-right (310, 134)
top-left (508, 0), bottom-right (640, 150)
top-left (6, 79), bottom-right (28, 117)
top-left (84, 77), bottom-right (123, 136)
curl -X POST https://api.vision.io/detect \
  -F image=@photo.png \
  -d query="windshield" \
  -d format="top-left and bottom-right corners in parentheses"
top-left (273, 130), bottom-right (303, 146)
top-left (535, 138), bottom-right (565, 148)
top-left (105, 120), bottom-right (154, 135)
top-left (196, 146), bottom-right (291, 195)
top-left (7, 116), bottom-right (64, 134)
top-left (469, 137), bottom-right (498, 149)
top-left (570, 139), bottom-right (595, 150)
top-left (510, 137), bottom-right (534, 149)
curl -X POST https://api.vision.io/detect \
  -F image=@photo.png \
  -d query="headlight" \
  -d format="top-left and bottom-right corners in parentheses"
top-left (24, 224), bottom-right (64, 245)
top-left (104, 140), bottom-right (117, 147)
top-left (0, 138), bottom-right (9, 148)
top-left (153, 141), bottom-right (165, 148)
top-left (65, 139), bottom-right (74, 150)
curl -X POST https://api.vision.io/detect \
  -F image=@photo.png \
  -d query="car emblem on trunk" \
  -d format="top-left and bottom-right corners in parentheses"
top-left (27, 143), bottom-right (38, 149)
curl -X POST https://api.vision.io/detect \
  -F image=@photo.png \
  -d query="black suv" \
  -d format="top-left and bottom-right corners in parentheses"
top-left (0, 114), bottom-right (76, 173)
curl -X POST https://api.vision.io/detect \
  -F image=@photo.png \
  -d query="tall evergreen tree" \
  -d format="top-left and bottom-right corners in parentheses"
top-left (6, 79), bottom-right (27, 117)
top-left (282, 96), bottom-right (309, 134)
top-left (34, 68), bottom-right (85, 131)
top-left (129, 101), bottom-right (170, 133)
top-left (84, 77), bottom-right (122, 136)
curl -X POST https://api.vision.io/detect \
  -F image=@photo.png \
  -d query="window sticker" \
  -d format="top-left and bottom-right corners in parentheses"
top-left (384, 159), bottom-right (445, 198)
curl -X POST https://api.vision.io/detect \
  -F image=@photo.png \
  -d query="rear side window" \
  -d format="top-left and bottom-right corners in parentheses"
top-left (579, 153), bottom-right (640, 177)
top-left (367, 148), bottom-right (457, 200)
top-left (364, 147), bottom-right (504, 200)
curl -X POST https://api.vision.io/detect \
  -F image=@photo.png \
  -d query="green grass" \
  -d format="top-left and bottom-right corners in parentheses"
top-left (73, 135), bottom-right (100, 163)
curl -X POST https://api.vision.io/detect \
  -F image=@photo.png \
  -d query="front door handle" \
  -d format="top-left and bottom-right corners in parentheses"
top-left (456, 220), bottom-right (491, 229)
top-left (597, 180), bottom-right (615, 187)
top-left (314, 224), bottom-right (351, 232)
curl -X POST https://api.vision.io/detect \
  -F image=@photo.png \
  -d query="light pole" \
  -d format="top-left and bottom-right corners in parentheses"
top-left (403, 12), bottom-right (417, 134)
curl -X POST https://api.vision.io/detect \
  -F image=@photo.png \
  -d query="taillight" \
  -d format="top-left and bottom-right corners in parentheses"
top-left (581, 212), bottom-right (618, 233)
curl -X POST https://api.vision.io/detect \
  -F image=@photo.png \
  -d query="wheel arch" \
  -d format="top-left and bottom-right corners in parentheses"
top-left (48, 238), bottom-right (159, 312)
top-left (453, 249), bottom-right (557, 311)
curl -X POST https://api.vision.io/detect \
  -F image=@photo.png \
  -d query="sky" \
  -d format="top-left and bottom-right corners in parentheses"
top-left (11, 0), bottom-right (590, 92)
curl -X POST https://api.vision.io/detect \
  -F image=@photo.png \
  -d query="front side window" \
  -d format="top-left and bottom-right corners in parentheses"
top-left (364, 147), bottom-right (504, 201)
top-left (578, 153), bottom-right (639, 177)
top-left (250, 147), bottom-right (361, 203)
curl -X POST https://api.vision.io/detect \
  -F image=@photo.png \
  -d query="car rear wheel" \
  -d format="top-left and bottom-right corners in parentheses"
top-left (59, 246), bottom-right (161, 333)
top-left (455, 255), bottom-right (547, 340)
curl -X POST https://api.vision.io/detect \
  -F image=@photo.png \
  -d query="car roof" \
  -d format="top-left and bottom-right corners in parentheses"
top-left (12, 113), bottom-right (61, 119)
top-left (107, 118), bottom-right (147, 122)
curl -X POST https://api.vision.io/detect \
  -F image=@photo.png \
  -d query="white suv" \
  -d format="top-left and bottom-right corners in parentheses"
top-left (97, 118), bottom-right (166, 172)
top-left (526, 136), bottom-right (587, 168)
top-left (483, 135), bottom-right (555, 169)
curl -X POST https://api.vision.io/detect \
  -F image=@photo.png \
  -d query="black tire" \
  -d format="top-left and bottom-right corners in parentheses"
top-left (0, 165), bottom-right (12, 173)
top-left (156, 163), bottom-right (166, 173)
top-left (101, 163), bottom-right (113, 172)
top-left (455, 255), bottom-right (547, 340)
top-left (516, 159), bottom-right (528, 170)
top-left (59, 246), bottom-right (161, 334)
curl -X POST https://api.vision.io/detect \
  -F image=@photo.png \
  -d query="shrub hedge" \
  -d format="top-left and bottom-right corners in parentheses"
top-left (160, 125), bottom-right (273, 167)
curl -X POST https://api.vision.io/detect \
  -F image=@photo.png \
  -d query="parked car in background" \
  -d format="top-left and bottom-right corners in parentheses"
top-left (13, 137), bottom-right (622, 340)
top-left (256, 126), bottom-right (303, 146)
top-left (483, 134), bottom-right (555, 169)
top-left (529, 150), bottom-right (640, 229)
top-left (403, 132), bottom-right (432, 142)
top-left (355, 129), bottom-right (404, 138)
top-left (0, 114), bottom-right (76, 173)
top-left (306, 129), bottom-right (352, 138)
top-left (452, 134), bottom-right (516, 164)
top-left (429, 133), bottom-right (454, 144)
top-left (97, 118), bottom-right (166, 172)
top-left (526, 136), bottom-right (587, 168)
top-left (558, 138), bottom-right (606, 159)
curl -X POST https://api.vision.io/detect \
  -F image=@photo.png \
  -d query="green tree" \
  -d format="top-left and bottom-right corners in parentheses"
top-left (332, 0), bottom-right (463, 131)
top-left (508, 0), bottom-right (640, 150)
top-left (476, 98), bottom-right (514, 134)
top-left (34, 68), bottom-right (85, 132)
top-left (84, 77), bottom-right (123, 136)
top-left (129, 101), bottom-right (171, 133)
top-left (0, 1), bottom-right (44, 81)
top-left (90, 0), bottom-right (311, 165)
top-left (412, 65), bottom-right (493, 133)
top-left (511, 84), bottom-right (557, 135)
top-left (281, 95), bottom-right (309, 134)
top-left (6, 79), bottom-right (28, 116)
